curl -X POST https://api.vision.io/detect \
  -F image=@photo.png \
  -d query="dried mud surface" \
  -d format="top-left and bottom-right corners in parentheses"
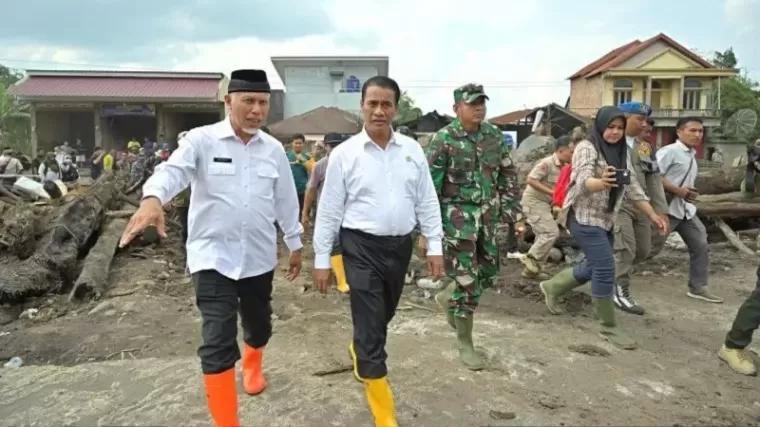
top-left (1, 238), bottom-right (760, 426)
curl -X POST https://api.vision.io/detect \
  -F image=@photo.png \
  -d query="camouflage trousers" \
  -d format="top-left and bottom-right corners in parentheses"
top-left (443, 233), bottom-right (499, 318)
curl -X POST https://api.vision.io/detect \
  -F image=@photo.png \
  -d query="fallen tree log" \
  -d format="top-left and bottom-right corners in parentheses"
top-left (714, 219), bottom-right (756, 256)
top-left (694, 167), bottom-right (745, 195)
top-left (0, 203), bottom-right (44, 258)
top-left (0, 171), bottom-right (128, 303)
top-left (68, 217), bottom-right (128, 301)
top-left (694, 192), bottom-right (760, 217)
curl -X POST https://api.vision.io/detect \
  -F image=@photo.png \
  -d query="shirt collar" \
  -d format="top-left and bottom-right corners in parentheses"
top-left (449, 118), bottom-right (486, 138)
top-left (551, 153), bottom-right (562, 166)
top-left (360, 126), bottom-right (399, 147)
top-left (213, 117), bottom-right (262, 143)
top-left (675, 140), bottom-right (695, 153)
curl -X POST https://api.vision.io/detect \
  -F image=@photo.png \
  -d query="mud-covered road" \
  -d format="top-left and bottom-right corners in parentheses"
top-left (1, 239), bottom-right (759, 426)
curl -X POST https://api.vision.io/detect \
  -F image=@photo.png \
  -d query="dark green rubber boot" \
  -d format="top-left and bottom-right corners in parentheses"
top-left (434, 281), bottom-right (456, 329)
top-left (594, 297), bottom-right (637, 350)
top-left (539, 268), bottom-right (581, 315)
top-left (454, 316), bottom-right (485, 371)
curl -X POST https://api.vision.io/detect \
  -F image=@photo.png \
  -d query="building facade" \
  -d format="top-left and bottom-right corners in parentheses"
top-left (567, 33), bottom-right (738, 156)
top-left (9, 70), bottom-right (228, 155)
top-left (271, 56), bottom-right (389, 118)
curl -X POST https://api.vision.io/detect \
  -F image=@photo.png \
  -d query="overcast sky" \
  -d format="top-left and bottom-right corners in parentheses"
top-left (0, 0), bottom-right (758, 116)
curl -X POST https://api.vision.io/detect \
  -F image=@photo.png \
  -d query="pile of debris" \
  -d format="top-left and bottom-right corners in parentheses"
top-left (0, 170), bottom-right (134, 304)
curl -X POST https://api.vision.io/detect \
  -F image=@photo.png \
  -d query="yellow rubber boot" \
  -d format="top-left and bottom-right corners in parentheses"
top-left (364, 377), bottom-right (399, 427)
top-left (331, 255), bottom-right (350, 293)
top-left (348, 342), bottom-right (363, 383)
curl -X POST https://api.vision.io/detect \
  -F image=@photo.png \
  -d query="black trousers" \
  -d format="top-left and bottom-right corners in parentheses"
top-left (193, 269), bottom-right (274, 374)
top-left (297, 192), bottom-right (305, 214)
top-left (340, 227), bottom-right (413, 379)
top-left (725, 264), bottom-right (760, 349)
top-left (177, 206), bottom-right (189, 245)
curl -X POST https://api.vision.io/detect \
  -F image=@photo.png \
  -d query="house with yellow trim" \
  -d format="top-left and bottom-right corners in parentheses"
top-left (567, 33), bottom-right (738, 154)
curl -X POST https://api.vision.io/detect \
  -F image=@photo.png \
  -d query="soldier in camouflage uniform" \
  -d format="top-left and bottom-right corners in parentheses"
top-left (425, 83), bottom-right (523, 370)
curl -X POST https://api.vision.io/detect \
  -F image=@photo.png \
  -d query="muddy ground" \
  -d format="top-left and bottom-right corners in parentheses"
top-left (1, 234), bottom-right (760, 426)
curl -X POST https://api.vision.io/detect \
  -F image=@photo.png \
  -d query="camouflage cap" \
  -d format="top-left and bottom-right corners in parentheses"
top-left (454, 83), bottom-right (489, 104)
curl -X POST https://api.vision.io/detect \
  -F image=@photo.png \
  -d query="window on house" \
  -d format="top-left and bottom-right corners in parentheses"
top-left (613, 79), bottom-right (633, 105)
top-left (682, 78), bottom-right (702, 110)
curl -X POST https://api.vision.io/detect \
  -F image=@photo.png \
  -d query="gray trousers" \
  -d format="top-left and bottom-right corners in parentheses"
top-left (614, 207), bottom-right (651, 287)
top-left (650, 215), bottom-right (709, 291)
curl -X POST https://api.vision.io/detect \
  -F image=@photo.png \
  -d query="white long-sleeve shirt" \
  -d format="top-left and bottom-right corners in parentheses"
top-left (313, 128), bottom-right (443, 269)
top-left (142, 119), bottom-right (303, 280)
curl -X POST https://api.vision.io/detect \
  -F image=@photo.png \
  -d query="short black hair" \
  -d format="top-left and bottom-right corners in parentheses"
top-left (646, 118), bottom-right (655, 127)
top-left (676, 117), bottom-right (703, 130)
top-left (361, 76), bottom-right (401, 105)
top-left (290, 133), bottom-right (305, 142)
top-left (555, 135), bottom-right (572, 150)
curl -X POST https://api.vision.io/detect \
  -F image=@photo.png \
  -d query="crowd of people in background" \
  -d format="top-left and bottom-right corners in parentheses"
top-left (0, 132), bottom-right (182, 196)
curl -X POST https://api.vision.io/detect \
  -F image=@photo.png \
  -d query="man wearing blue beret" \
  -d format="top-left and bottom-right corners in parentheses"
top-left (613, 101), bottom-right (669, 315)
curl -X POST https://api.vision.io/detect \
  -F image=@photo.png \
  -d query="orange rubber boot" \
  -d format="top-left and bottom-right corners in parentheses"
top-left (202, 369), bottom-right (240, 427)
top-left (242, 344), bottom-right (267, 395)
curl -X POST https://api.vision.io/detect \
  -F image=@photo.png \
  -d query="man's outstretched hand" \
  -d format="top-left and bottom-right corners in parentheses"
top-left (119, 197), bottom-right (167, 248)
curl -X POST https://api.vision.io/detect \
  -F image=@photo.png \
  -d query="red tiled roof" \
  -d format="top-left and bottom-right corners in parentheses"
top-left (568, 40), bottom-right (641, 80)
top-left (9, 76), bottom-right (222, 100)
top-left (489, 108), bottom-right (534, 126)
top-left (568, 33), bottom-right (716, 80)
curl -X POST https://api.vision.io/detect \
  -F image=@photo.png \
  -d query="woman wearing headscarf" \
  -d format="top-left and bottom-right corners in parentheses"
top-left (539, 106), bottom-right (668, 349)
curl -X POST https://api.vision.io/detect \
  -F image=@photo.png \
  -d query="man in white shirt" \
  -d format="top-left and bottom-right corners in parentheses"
top-left (313, 76), bottom-right (444, 427)
top-left (119, 69), bottom-right (303, 427)
top-left (653, 116), bottom-right (722, 304)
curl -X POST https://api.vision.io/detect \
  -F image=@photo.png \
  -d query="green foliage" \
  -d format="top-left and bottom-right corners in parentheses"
top-left (396, 91), bottom-right (423, 124)
top-left (712, 47), bottom-right (738, 69)
top-left (0, 64), bottom-right (30, 152)
top-left (710, 49), bottom-right (760, 142)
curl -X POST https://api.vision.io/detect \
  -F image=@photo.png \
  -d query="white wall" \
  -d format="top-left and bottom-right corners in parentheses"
top-left (283, 65), bottom-right (379, 117)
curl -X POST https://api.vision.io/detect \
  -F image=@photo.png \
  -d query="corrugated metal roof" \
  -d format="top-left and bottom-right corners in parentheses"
top-left (9, 75), bottom-right (222, 100)
top-left (489, 109), bottom-right (533, 126)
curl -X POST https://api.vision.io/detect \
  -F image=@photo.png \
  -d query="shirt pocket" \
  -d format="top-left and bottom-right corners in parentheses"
top-left (252, 163), bottom-right (279, 199)
top-left (206, 163), bottom-right (236, 193)
top-left (443, 143), bottom-right (477, 197)
top-left (400, 157), bottom-right (422, 196)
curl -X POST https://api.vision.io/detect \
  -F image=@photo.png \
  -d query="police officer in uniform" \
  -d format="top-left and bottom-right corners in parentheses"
top-left (613, 101), bottom-right (668, 315)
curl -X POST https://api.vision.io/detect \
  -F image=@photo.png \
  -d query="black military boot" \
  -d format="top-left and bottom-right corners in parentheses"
top-left (613, 283), bottom-right (645, 315)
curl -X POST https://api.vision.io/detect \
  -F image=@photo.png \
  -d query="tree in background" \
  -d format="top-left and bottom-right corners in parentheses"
top-left (0, 65), bottom-right (29, 152)
top-left (710, 48), bottom-right (760, 141)
top-left (395, 91), bottom-right (423, 125)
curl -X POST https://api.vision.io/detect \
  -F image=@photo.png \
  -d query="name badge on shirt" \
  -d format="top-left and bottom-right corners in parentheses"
top-left (208, 157), bottom-right (235, 176)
